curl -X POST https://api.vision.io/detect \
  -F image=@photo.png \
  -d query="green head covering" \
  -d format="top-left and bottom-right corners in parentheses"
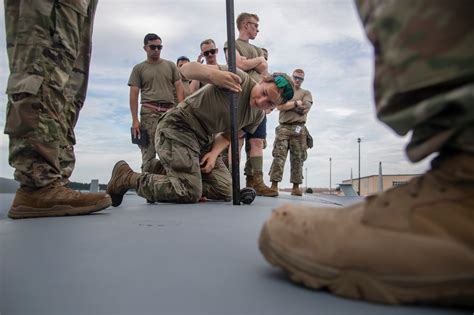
top-left (272, 73), bottom-right (294, 103)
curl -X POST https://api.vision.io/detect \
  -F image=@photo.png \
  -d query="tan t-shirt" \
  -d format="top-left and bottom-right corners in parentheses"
top-left (182, 78), bottom-right (192, 97)
top-left (171, 65), bottom-right (264, 142)
top-left (128, 59), bottom-right (181, 104)
top-left (224, 39), bottom-right (263, 82)
top-left (174, 78), bottom-right (192, 104)
top-left (279, 88), bottom-right (313, 124)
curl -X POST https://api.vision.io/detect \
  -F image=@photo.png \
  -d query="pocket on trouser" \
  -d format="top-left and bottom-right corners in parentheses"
top-left (4, 93), bottom-right (41, 137)
top-left (302, 149), bottom-right (308, 162)
top-left (306, 132), bottom-right (314, 149)
top-left (158, 136), bottom-right (194, 173)
top-left (54, 0), bottom-right (88, 57)
top-left (272, 127), bottom-right (290, 158)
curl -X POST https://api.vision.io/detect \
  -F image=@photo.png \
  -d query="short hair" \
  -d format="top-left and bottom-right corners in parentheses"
top-left (176, 56), bottom-right (190, 65)
top-left (200, 39), bottom-right (216, 50)
top-left (236, 13), bottom-right (259, 30)
top-left (293, 68), bottom-right (305, 75)
top-left (144, 33), bottom-right (161, 45)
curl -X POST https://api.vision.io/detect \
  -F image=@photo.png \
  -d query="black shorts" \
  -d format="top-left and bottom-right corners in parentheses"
top-left (245, 116), bottom-right (267, 140)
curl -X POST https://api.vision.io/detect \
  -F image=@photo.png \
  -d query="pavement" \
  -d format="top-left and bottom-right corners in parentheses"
top-left (0, 192), bottom-right (468, 315)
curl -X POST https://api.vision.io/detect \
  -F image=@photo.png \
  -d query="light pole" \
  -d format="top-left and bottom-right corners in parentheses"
top-left (329, 157), bottom-right (332, 195)
top-left (305, 167), bottom-right (308, 194)
top-left (357, 138), bottom-right (361, 196)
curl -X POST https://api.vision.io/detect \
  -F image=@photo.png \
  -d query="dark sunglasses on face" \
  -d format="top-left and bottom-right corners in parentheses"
top-left (148, 44), bottom-right (163, 50)
top-left (203, 49), bottom-right (217, 56)
top-left (293, 75), bottom-right (304, 81)
top-left (247, 21), bottom-right (259, 28)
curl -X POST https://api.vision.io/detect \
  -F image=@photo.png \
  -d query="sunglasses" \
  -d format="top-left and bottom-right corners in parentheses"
top-left (147, 44), bottom-right (163, 50)
top-left (247, 21), bottom-right (259, 28)
top-left (293, 75), bottom-right (304, 81)
top-left (203, 49), bottom-right (217, 56)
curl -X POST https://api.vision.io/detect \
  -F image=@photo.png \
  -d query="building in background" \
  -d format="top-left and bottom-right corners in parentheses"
top-left (342, 174), bottom-right (420, 197)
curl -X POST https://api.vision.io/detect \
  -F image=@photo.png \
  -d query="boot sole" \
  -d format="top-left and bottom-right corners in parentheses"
top-left (8, 196), bottom-right (112, 219)
top-left (256, 191), bottom-right (279, 197)
top-left (259, 224), bottom-right (474, 306)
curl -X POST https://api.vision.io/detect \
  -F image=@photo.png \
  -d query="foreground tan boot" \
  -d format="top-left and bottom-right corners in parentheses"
top-left (107, 160), bottom-right (140, 207)
top-left (253, 172), bottom-right (278, 197)
top-left (8, 180), bottom-right (111, 219)
top-left (291, 183), bottom-right (302, 196)
top-left (259, 153), bottom-right (474, 306)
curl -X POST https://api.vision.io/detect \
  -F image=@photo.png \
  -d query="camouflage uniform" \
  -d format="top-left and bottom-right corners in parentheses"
top-left (357, 0), bottom-right (474, 160)
top-left (135, 67), bottom-right (264, 203)
top-left (4, 0), bottom-right (97, 188)
top-left (137, 114), bottom-right (232, 203)
top-left (138, 106), bottom-right (164, 173)
top-left (128, 60), bottom-right (181, 173)
top-left (269, 88), bottom-right (313, 185)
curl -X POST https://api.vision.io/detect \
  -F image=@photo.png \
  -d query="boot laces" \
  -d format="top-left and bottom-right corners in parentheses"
top-left (46, 181), bottom-right (82, 198)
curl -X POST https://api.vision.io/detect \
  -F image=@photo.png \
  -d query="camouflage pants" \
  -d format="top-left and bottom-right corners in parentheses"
top-left (136, 118), bottom-right (232, 203)
top-left (4, 0), bottom-right (97, 187)
top-left (357, 0), bottom-right (474, 162)
top-left (269, 124), bottom-right (308, 184)
top-left (138, 107), bottom-right (166, 173)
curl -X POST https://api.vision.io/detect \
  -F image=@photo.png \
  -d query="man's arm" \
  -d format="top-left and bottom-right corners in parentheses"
top-left (129, 86), bottom-right (141, 137)
top-left (232, 49), bottom-right (267, 73)
top-left (301, 91), bottom-right (313, 114)
top-left (277, 99), bottom-right (298, 112)
top-left (189, 80), bottom-right (201, 93)
top-left (174, 80), bottom-right (185, 103)
top-left (180, 62), bottom-right (242, 93)
top-left (200, 133), bottom-right (231, 173)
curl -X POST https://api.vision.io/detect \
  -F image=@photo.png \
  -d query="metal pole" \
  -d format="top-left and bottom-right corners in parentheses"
top-left (305, 167), bottom-right (307, 194)
top-left (357, 138), bottom-right (361, 196)
top-left (329, 157), bottom-right (332, 195)
top-left (225, 0), bottom-right (240, 205)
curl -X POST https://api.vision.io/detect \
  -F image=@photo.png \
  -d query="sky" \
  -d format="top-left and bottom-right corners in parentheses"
top-left (0, 0), bottom-right (431, 189)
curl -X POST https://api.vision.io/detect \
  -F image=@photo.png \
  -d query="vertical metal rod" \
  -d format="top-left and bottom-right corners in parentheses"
top-left (225, 0), bottom-right (240, 205)
top-left (357, 138), bottom-right (361, 196)
top-left (329, 157), bottom-right (332, 195)
top-left (305, 167), bottom-right (307, 193)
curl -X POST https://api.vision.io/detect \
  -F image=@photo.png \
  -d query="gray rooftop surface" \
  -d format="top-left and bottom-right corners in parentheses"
top-left (0, 192), bottom-right (468, 315)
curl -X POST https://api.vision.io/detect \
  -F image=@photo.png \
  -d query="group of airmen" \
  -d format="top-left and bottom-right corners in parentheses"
top-left (4, 0), bottom-right (473, 307)
top-left (125, 12), bottom-right (314, 204)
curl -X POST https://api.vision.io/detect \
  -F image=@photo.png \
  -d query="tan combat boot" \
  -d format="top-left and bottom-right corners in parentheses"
top-left (107, 160), bottom-right (140, 207)
top-left (291, 183), bottom-right (302, 196)
top-left (245, 175), bottom-right (254, 188)
top-left (259, 153), bottom-right (474, 306)
top-left (253, 172), bottom-right (278, 197)
top-left (270, 181), bottom-right (279, 196)
top-left (8, 180), bottom-right (111, 219)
